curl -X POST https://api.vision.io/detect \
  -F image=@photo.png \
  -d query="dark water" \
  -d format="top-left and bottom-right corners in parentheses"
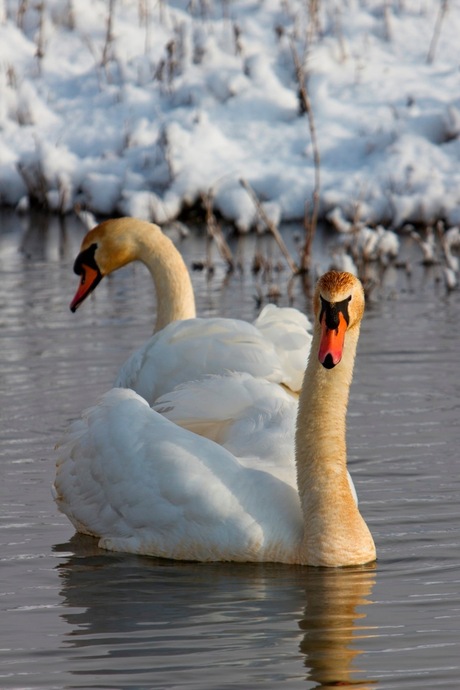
top-left (1, 211), bottom-right (459, 689)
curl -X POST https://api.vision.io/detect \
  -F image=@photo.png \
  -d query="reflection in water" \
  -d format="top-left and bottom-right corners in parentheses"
top-left (55, 536), bottom-right (377, 688)
top-left (0, 208), bottom-right (84, 264)
top-left (299, 567), bottom-right (377, 689)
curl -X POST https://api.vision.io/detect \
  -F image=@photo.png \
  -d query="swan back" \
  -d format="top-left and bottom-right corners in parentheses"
top-left (115, 308), bottom-right (312, 402)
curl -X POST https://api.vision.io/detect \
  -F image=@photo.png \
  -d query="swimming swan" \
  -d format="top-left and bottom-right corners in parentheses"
top-left (54, 270), bottom-right (376, 567)
top-left (69, 217), bottom-right (311, 400)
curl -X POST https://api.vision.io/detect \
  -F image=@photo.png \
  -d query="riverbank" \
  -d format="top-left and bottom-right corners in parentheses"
top-left (1, 1), bottom-right (459, 231)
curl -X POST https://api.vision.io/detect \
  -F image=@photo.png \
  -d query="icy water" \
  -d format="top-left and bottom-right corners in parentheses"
top-left (1, 211), bottom-right (460, 689)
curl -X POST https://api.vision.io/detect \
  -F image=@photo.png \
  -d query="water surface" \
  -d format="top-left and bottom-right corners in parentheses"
top-left (1, 211), bottom-right (460, 688)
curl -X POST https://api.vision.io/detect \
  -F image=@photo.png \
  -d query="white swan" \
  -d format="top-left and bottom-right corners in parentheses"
top-left (69, 217), bottom-right (311, 401)
top-left (152, 371), bottom-right (357, 506)
top-left (54, 270), bottom-right (376, 567)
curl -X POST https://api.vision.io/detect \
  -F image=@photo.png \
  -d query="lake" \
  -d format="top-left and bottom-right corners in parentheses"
top-left (1, 210), bottom-right (459, 689)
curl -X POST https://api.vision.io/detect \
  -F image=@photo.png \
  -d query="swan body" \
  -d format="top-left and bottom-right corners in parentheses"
top-left (153, 371), bottom-right (358, 501)
top-left (55, 270), bottom-right (376, 567)
top-left (115, 304), bottom-right (311, 402)
top-left (70, 217), bottom-right (311, 400)
top-left (54, 386), bottom-right (304, 563)
top-left (154, 372), bottom-right (299, 473)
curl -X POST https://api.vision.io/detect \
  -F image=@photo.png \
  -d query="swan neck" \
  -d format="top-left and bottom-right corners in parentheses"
top-left (128, 221), bottom-right (196, 332)
top-left (295, 324), bottom-right (376, 566)
top-left (296, 327), bottom-right (355, 478)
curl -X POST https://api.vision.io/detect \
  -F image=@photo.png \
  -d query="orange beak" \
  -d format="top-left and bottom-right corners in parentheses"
top-left (70, 264), bottom-right (102, 312)
top-left (318, 311), bottom-right (347, 369)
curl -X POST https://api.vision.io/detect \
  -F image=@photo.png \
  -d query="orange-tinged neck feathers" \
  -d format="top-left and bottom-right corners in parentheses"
top-left (295, 271), bottom-right (376, 566)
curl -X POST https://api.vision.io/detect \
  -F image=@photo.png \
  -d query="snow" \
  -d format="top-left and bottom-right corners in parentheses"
top-left (1, 0), bottom-right (460, 231)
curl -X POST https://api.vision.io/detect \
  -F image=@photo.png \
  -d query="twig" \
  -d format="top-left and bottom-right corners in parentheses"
top-left (201, 192), bottom-right (234, 270)
top-left (239, 178), bottom-right (298, 273)
top-left (102, 0), bottom-right (116, 68)
top-left (17, 158), bottom-right (49, 209)
top-left (16, 0), bottom-right (27, 29)
top-left (332, 5), bottom-right (347, 62)
top-left (35, 2), bottom-right (45, 75)
top-left (383, 0), bottom-right (392, 42)
top-left (306, 0), bottom-right (321, 46)
top-left (138, 0), bottom-right (151, 54)
top-left (290, 39), bottom-right (321, 273)
top-left (427, 0), bottom-right (449, 64)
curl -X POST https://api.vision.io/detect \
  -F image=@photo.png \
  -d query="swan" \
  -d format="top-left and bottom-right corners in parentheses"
top-left (69, 217), bottom-right (311, 401)
top-left (54, 270), bottom-right (376, 567)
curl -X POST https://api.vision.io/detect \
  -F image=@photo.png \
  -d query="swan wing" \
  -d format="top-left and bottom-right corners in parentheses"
top-left (154, 371), bottom-right (358, 503)
top-left (114, 317), bottom-right (287, 403)
top-left (253, 305), bottom-right (312, 392)
top-left (154, 372), bottom-right (297, 477)
top-left (54, 388), bottom-right (303, 562)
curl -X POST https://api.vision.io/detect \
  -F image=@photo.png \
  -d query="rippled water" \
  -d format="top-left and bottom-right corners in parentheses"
top-left (1, 211), bottom-right (460, 689)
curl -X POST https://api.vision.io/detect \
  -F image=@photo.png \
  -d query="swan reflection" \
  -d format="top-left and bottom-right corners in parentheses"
top-left (55, 536), bottom-right (377, 687)
top-left (299, 565), bottom-right (377, 688)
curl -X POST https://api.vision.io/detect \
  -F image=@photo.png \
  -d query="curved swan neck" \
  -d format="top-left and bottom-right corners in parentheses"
top-left (140, 227), bottom-right (196, 332)
top-left (104, 218), bottom-right (196, 332)
top-left (295, 323), bottom-right (376, 566)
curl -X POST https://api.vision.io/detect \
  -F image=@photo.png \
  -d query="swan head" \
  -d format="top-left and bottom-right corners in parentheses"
top-left (313, 271), bottom-right (365, 370)
top-left (69, 218), bottom-right (153, 312)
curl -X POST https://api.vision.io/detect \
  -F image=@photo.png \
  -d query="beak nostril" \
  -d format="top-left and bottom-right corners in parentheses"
top-left (322, 353), bottom-right (336, 369)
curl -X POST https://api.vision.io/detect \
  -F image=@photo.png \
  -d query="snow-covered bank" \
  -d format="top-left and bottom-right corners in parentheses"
top-left (1, 1), bottom-right (460, 230)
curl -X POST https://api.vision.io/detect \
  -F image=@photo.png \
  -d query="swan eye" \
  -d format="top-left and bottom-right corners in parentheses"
top-left (74, 243), bottom-right (98, 275)
top-left (319, 295), bottom-right (351, 328)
